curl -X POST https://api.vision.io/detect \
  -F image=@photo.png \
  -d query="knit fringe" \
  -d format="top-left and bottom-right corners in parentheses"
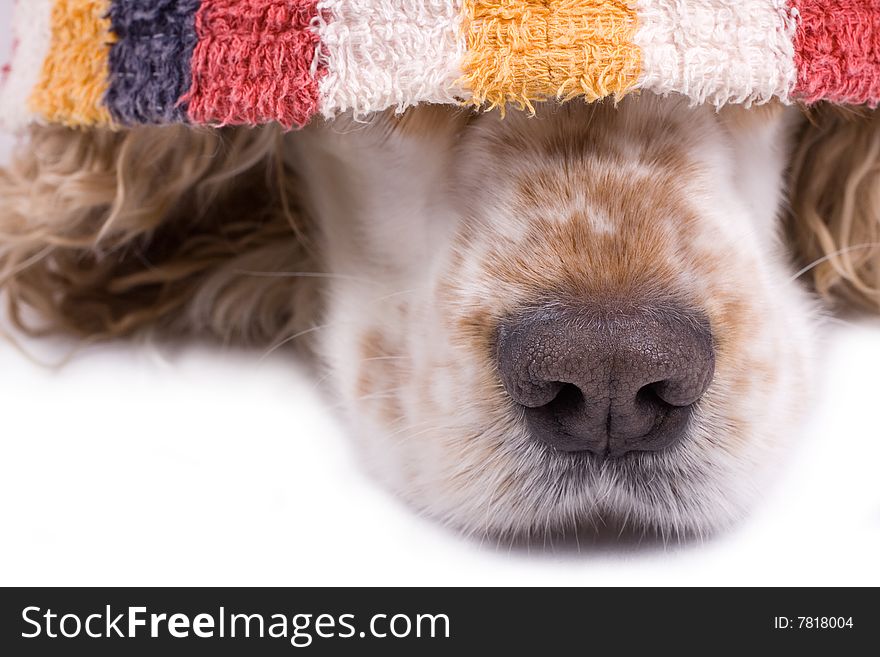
top-left (316, 0), bottom-right (468, 119)
top-left (184, 0), bottom-right (322, 129)
top-left (460, 0), bottom-right (641, 113)
top-left (29, 0), bottom-right (115, 127)
top-left (791, 0), bottom-right (880, 107)
top-left (1, 0), bottom-right (878, 129)
top-left (634, 0), bottom-right (799, 108)
top-left (106, 0), bottom-right (201, 125)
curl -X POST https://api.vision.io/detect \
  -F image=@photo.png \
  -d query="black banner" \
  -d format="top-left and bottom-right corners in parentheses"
top-left (0, 588), bottom-right (875, 654)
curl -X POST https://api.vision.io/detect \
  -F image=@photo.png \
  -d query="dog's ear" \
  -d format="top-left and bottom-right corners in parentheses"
top-left (0, 124), bottom-right (315, 343)
top-left (786, 105), bottom-right (880, 311)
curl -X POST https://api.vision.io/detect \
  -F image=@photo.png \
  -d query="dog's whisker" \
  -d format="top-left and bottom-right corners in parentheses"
top-left (789, 241), bottom-right (880, 282)
top-left (260, 323), bottom-right (335, 360)
top-left (233, 270), bottom-right (382, 285)
top-left (352, 390), bottom-right (406, 402)
top-left (359, 355), bottom-right (410, 362)
top-left (368, 288), bottom-right (424, 303)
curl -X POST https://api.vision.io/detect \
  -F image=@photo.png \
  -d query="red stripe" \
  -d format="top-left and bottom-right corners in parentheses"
top-left (185, 0), bottom-right (322, 128)
top-left (790, 0), bottom-right (880, 106)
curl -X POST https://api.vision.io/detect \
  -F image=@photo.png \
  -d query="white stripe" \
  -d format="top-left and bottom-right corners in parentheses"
top-left (0, 0), bottom-right (54, 131)
top-left (634, 0), bottom-right (799, 107)
top-left (315, 0), bottom-right (467, 119)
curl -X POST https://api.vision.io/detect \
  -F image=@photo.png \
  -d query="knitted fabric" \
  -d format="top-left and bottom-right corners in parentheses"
top-left (0, 0), bottom-right (55, 128)
top-left (461, 0), bottom-right (641, 112)
top-left (107, 0), bottom-right (201, 124)
top-left (184, 0), bottom-right (322, 129)
top-left (316, 1), bottom-right (467, 118)
top-left (1, 0), bottom-right (878, 130)
top-left (634, 0), bottom-right (799, 107)
top-left (29, 0), bottom-right (115, 127)
top-left (791, 0), bottom-right (880, 105)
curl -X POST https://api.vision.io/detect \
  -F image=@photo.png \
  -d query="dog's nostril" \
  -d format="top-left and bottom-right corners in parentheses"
top-left (635, 384), bottom-right (664, 416)
top-left (496, 303), bottom-right (715, 457)
top-left (637, 383), bottom-right (661, 402)
top-left (544, 383), bottom-right (583, 415)
top-left (637, 381), bottom-right (677, 409)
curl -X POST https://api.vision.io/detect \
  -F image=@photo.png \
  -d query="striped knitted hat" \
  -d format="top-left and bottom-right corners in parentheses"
top-left (1, 0), bottom-right (878, 130)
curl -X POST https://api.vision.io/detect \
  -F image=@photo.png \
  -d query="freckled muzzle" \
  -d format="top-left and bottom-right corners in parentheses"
top-left (496, 303), bottom-right (715, 457)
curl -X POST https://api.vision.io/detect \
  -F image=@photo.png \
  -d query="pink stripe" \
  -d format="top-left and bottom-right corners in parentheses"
top-left (185, 0), bottom-right (322, 128)
top-left (790, 0), bottom-right (880, 106)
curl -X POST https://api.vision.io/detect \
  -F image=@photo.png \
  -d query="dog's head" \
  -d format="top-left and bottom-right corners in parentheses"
top-left (290, 96), bottom-right (877, 537)
top-left (2, 95), bottom-right (878, 540)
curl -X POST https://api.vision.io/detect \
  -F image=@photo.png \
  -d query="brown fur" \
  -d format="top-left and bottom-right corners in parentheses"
top-left (0, 124), bottom-right (319, 346)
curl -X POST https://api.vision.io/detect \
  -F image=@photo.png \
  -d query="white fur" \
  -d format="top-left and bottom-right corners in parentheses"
top-left (314, 0), bottom-right (468, 119)
top-left (0, 0), bottom-right (53, 131)
top-left (633, 0), bottom-right (799, 107)
top-left (288, 96), bottom-right (818, 537)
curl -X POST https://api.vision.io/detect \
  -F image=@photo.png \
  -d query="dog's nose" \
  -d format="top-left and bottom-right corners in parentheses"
top-left (496, 303), bottom-right (715, 457)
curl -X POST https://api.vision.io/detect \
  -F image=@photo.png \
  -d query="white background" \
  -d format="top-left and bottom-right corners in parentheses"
top-left (1, 1), bottom-right (879, 586)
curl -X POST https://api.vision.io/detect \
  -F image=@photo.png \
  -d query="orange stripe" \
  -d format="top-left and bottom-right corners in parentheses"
top-left (461, 0), bottom-right (641, 112)
top-left (30, 0), bottom-right (115, 127)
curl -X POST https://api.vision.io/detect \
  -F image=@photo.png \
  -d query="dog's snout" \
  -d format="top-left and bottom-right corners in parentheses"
top-left (496, 303), bottom-right (715, 457)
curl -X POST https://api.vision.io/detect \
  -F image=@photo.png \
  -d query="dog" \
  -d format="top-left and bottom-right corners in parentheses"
top-left (1, 94), bottom-right (878, 539)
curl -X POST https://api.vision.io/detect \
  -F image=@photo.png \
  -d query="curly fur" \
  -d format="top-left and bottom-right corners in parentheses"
top-left (0, 123), bottom-right (319, 344)
top-left (787, 105), bottom-right (880, 310)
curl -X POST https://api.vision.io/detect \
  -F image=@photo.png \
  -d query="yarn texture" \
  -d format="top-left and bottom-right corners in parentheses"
top-left (634, 0), bottom-right (799, 107)
top-left (0, 0), bottom-right (54, 128)
top-left (461, 0), bottom-right (641, 112)
top-left (29, 0), bottom-right (115, 127)
top-left (316, 0), bottom-right (468, 118)
top-left (791, 0), bottom-right (880, 105)
top-left (1, 0), bottom-right (878, 130)
top-left (185, 0), bottom-right (322, 128)
top-left (107, 0), bottom-right (201, 124)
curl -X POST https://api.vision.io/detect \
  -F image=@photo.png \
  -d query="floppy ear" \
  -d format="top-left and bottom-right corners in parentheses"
top-left (0, 124), bottom-right (316, 343)
top-left (786, 105), bottom-right (880, 311)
